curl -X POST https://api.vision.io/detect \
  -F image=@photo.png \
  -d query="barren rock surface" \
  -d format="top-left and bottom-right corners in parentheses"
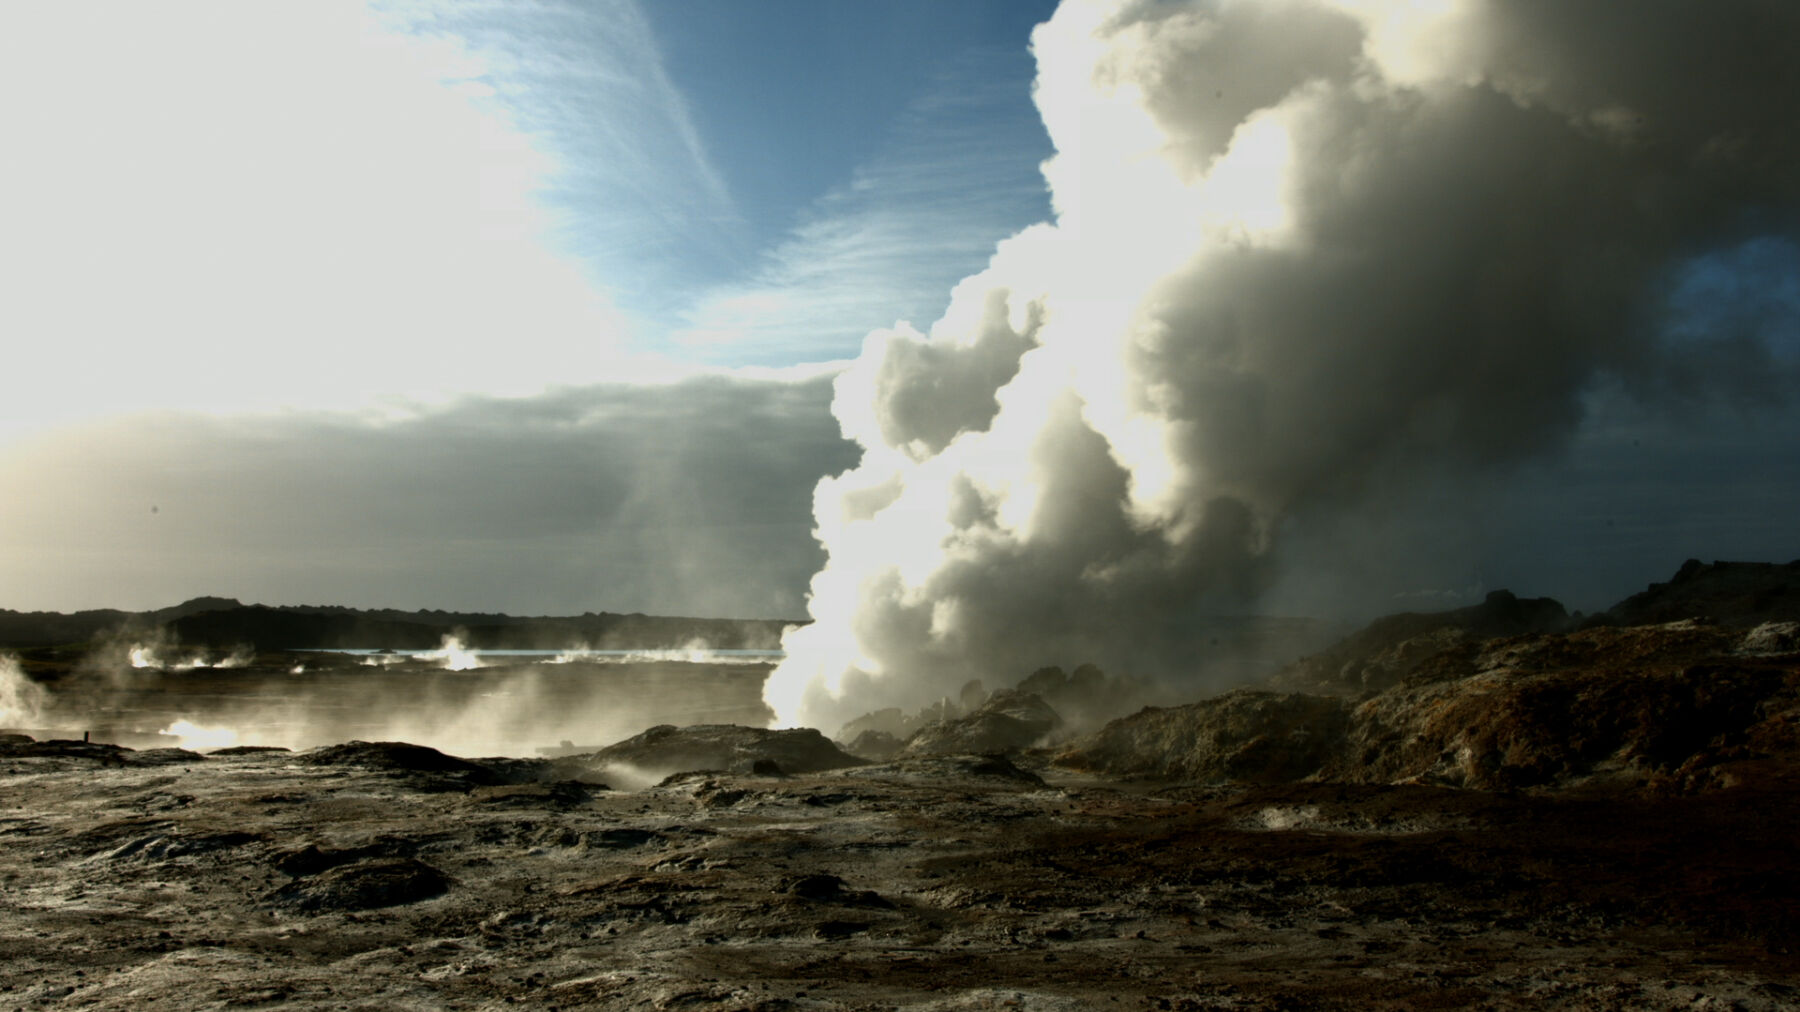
top-left (5, 561), bottom-right (1799, 1008)
top-left (3, 733), bottom-right (1798, 1010)
top-left (1062, 620), bottom-right (1800, 794)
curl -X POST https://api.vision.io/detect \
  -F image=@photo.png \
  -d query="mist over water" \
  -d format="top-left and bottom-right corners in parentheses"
top-left (0, 655), bottom-right (48, 728)
top-left (5, 647), bottom-right (775, 759)
top-left (766, 0), bottom-right (1800, 732)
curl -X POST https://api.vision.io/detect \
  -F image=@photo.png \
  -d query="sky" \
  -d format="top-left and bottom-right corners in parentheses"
top-left (0, 0), bottom-right (1055, 617)
top-left (1, 1), bottom-right (1797, 718)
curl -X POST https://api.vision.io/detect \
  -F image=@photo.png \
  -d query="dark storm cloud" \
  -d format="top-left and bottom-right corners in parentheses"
top-left (0, 375), bottom-right (855, 618)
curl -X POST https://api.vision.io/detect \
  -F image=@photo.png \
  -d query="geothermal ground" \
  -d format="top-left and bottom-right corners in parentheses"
top-left (1, 733), bottom-right (1796, 1010)
top-left (3, 561), bottom-right (1799, 1009)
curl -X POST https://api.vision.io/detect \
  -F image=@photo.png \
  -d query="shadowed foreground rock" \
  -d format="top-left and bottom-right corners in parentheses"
top-left (2, 728), bottom-right (1796, 1009)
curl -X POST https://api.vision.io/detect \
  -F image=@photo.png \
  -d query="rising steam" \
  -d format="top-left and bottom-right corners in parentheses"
top-left (0, 654), bottom-right (47, 728)
top-left (766, 0), bottom-right (1800, 731)
top-left (418, 633), bottom-right (486, 671)
top-left (125, 640), bottom-right (253, 671)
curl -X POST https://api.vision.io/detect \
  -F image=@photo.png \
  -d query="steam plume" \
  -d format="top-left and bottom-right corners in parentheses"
top-left (419, 633), bottom-right (486, 671)
top-left (0, 654), bottom-right (47, 728)
top-left (766, 0), bottom-right (1800, 731)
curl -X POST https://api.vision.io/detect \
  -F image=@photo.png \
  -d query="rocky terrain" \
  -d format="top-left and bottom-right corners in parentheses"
top-left (1058, 618), bottom-right (1800, 793)
top-left (1, 559), bottom-right (1797, 1008)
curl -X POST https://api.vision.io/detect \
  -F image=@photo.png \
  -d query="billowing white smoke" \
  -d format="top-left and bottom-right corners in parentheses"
top-left (0, 654), bottom-right (48, 727)
top-left (766, 0), bottom-right (1800, 731)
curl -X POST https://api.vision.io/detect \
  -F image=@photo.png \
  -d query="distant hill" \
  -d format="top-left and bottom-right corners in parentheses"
top-left (1269, 589), bottom-right (1572, 697)
top-left (1588, 559), bottom-right (1800, 629)
top-left (0, 599), bottom-right (799, 651)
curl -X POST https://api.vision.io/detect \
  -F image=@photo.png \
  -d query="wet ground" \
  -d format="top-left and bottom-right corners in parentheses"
top-left (2, 738), bottom-right (1796, 1010)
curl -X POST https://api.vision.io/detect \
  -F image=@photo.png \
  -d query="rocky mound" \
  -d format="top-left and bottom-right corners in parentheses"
top-left (0, 737), bottom-right (205, 767)
top-left (1271, 589), bottom-right (1570, 697)
top-left (268, 857), bottom-right (452, 913)
top-left (1056, 691), bottom-right (1350, 783)
top-left (841, 729), bottom-right (904, 761)
top-left (300, 740), bottom-right (493, 773)
top-left (297, 740), bottom-right (509, 790)
top-left (1329, 621), bottom-right (1800, 791)
top-left (1058, 620), bottom-right (1800, 792)
top-left (577, 724), bottom-right (866, 782)
top-left (902, 690), bottom-right (1062, 755)
top-left (836, 663), bottom-right (1153, 760)
top-left (1592, 558), bottom-right (1800, 628)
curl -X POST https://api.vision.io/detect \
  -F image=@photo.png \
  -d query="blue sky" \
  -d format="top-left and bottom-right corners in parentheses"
top-left (366, 0), bottom-right (1062, 366)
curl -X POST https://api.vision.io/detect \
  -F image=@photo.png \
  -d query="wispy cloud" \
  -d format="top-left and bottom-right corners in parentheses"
top-left (673, 47), bottom-right (1052, 364)
top-left (379, 0), bottom-right (747, 283)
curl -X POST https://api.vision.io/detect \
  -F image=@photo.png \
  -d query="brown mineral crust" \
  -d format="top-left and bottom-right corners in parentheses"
top-left (1059, 616), bottom-right (1800, 794)
top-left (1329, 625), bottom-right (1800, 790)
top-left (2, 733), bottom-right (1797, 1007)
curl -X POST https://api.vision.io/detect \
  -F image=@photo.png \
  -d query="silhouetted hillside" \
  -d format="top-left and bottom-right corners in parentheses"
top-left (1271, 589), bottom-right (1572, 696)
top-left (0, 598), bottom-right (798, 651)
top-left (1590, 559), bottom-right (1800, 629)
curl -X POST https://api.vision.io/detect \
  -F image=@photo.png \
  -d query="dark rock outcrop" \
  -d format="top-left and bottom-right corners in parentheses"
top-left (1326, 622), bottom-right (1800, 791)
top-left (842, 729), bottom-right (904, 761)
top-left (903, 691), bottom-right (1062, 755)
top-left (1056, 690), bottom-right (1350, 783)
top-left (297, 740), bottom-right (506, 790)
top-left (269, 857), bottom-right (451, 912)
top-left (1058, 619), bottom-right (1800, 792)
top-left (0, 738), bottom-right (202, 766)
top-left (1271, 589), bottom-right (1571, 697)
top-left (1592, 558), bottom-right (1800, 629)
top-left (578, 724), bottom-right (866, 780)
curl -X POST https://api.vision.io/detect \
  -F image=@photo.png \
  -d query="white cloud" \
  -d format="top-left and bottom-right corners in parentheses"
top-left (0, 0), bottom-right (725, 441)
